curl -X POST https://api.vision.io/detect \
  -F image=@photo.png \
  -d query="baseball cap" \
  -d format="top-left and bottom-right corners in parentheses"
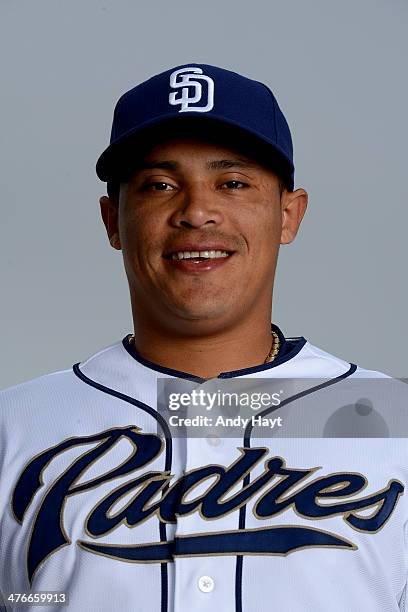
top-left (96, 63), bottom-right (295, 191)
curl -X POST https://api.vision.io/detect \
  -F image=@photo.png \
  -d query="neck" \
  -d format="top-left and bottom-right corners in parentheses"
top-left (130, 312), bottom-right (276, 379)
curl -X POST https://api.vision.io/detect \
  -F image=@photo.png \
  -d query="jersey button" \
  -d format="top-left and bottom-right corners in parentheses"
top-left (198, 575), bottom-right (215, 593)
top-left (206, 434), bottom-right (221, 446)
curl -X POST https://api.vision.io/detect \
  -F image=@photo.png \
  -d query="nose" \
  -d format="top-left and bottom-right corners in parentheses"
top-left (169, 183), bottom-right (224, 229)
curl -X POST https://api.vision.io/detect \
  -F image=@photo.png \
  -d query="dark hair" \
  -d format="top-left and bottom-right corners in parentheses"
top-left (107, 180), bottom-right (120, 201)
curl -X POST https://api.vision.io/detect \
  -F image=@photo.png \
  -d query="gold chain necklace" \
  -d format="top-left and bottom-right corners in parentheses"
top-left (128, 328), bottom-right (281, 365)
top-left (264, 329), bottom-right (280, 363)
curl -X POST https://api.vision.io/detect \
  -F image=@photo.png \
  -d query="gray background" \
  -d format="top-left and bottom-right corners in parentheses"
top-left (1, 0), bottom-right (407, 388)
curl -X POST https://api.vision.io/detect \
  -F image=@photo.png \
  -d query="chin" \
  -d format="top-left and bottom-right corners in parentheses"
top-left (169, 301), bottom-right (232, 323)
top-left (174, 306), bottom-right (227, 321)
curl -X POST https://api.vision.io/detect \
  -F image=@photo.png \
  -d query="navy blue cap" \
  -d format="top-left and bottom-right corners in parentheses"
top-left (96, 63), bottom-right (295, 190)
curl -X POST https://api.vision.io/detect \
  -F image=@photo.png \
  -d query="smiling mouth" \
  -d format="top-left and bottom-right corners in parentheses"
top-left (162, 249), bottom-right (235, 273)
top-left (163, 250), bottom-right (233, 261)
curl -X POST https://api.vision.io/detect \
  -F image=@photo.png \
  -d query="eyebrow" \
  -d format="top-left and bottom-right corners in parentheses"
top-left (137, 158), bottom-right (257, 171)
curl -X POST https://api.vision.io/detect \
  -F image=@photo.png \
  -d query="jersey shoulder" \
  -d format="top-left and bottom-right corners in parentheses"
top-left (0, 340), bottom-right (125, 417)
top-left (300, 339), bottom-right (391, 379)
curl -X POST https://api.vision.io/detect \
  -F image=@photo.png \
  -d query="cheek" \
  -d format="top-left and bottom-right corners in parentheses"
top-left (119, 206), bottom-right (168, 277)
top-left (261, 198), bottom-right (282, 238)
top-left (120, 204), bottom-right (156, 247)
top-left (239, 201), bottom-right (282, 254)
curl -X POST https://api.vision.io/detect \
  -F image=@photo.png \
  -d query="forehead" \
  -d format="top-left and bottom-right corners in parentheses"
top-left (129, 137), bottom-right (284, 186)
top-left (114, 121), bottom-right (288, 189)
top-left (139, 136), bottom-right (259, 165)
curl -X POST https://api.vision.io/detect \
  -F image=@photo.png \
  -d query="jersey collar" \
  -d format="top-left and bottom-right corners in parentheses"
top-left (122, 324), bottom-right (306, 383)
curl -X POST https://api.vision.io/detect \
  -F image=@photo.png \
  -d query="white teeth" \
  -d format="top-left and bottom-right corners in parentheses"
top-left (170, 250), bottom-right (230, 260)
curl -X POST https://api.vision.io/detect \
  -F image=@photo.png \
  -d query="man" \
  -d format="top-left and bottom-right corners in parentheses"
top-left (0, 64), bottom-right (407, 611)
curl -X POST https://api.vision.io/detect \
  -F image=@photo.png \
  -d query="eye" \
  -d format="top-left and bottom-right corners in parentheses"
top-left (144, 181), bottom-right (175, 191)
top-left (221, 180), bottom-right (248, 190)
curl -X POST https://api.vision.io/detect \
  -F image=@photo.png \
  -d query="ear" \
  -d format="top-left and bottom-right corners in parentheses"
top-left (100, 195), bottom-right (121, 250)
top-left (280, 188), bottom-right (308, 245)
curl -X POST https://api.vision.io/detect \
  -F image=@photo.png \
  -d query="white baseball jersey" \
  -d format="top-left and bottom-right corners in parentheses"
top-left (0, 327), bottom-right (407, 611)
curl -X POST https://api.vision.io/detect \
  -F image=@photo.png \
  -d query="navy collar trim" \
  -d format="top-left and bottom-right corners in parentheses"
top-left (122, 324), bottom-right (307, 383)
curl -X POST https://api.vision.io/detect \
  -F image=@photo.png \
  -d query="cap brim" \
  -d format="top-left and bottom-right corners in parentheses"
top-left (96, 114), bottom-right (294, 190)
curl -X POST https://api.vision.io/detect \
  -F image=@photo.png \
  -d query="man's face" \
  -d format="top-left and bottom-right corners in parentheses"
top-left (100, 137), bottom-right (307, 332)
